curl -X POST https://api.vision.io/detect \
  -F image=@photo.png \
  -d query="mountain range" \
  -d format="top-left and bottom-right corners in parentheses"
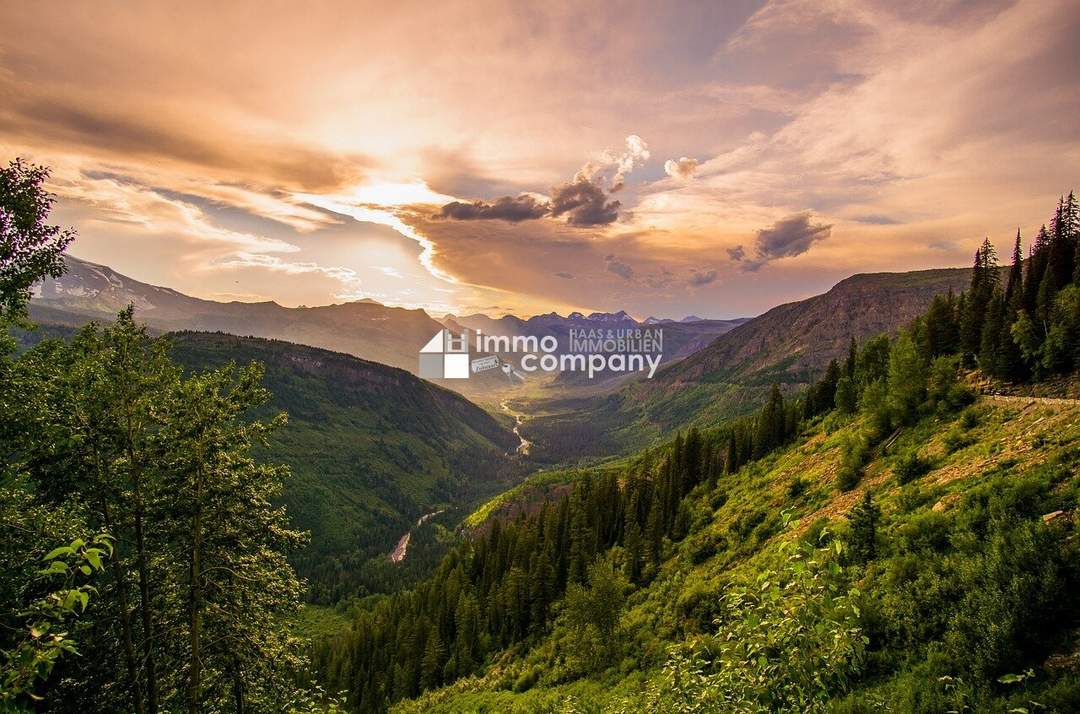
top-left (33, 256), bottom-right (749, 392)
top-left (522, 268), bottom-right (977, 461)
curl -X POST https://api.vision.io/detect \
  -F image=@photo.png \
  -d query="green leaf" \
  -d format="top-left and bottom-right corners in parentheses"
top-left (43, 546), bottom-right (72, 561)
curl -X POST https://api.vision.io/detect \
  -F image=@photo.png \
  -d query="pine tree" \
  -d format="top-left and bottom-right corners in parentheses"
top-left (979, 289), bottom-right (1006, 377)
top-left (623, 521), bottom-right (643, 584)
top-left (753, 384), bottom-right (785, 457)
top-left (420, 626), bottom-right (445, 690)
top-left (961, 238), bottom-right (999, 360)
top-left (923, 292), bottom-right (959, 357)
top-left (1047, 195), bottom-right (1076, 291)
top-left (1005, 229), bottom-right (1023, 305)
top-left (644, 494), bottom-right (663, 570)
top-left (1024, 225), bottom-right (1051, 313)
top-left (848, 492), bottom-right (881, 563)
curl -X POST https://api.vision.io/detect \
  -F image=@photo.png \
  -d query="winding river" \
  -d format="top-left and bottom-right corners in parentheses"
top-left (499, 399), bottom-right (532, 456)
top-left (388, 509), bottom-right (445, 564)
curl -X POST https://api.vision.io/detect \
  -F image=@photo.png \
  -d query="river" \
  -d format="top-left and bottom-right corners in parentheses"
top-left (499, 399), bottom-right (532, 456)
top-left (388, 509), bottom-right (446, 564)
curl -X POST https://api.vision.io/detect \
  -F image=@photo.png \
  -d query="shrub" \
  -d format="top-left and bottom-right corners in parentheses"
top-left (942, 428), bottom-right (974, 453)
top-left (960, 407), bottom-right (980, 430)
top-left (894, 451), bottom-right (931, 485)
top-left (631, 540), bottom-right (866, 713)
top-left (788, 477), bottom-right (809, 499)
top-left (837, 431), bottom-right (872, 492)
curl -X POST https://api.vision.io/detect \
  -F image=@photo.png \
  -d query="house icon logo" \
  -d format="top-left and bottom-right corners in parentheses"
top-left (418, 329), bottom-right (470, 379)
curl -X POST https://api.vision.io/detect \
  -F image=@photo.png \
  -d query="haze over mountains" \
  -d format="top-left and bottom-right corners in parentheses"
top-left (523, 267), bottom-right (979, 461)
top-left (29, 256), bottom-right (988, 417)
top-left (32, 256), bottom-right (749, 391)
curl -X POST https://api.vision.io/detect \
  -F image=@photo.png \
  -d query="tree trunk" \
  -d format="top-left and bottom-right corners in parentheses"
top-left (126, 407), bottom-right (160, 714)
top-left (188, 461), bottom-right (204, 714)
top-left (133, 509), bottom-right (159, 713)
top-left (230, 656), bottom-right (245, 714)
top-left (103, 501), bottom-right (146, 714)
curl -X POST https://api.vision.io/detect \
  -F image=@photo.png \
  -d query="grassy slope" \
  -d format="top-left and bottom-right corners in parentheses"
top-left (396, 395), bottom-right (1080, 712)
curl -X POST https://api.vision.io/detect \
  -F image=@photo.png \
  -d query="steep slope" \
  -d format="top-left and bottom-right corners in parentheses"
top-left (33, 255), bottom-right (446, 373)
top-left (167, 332), bottom-right (521, 601)
top-left (392, 396), bottom-right (1080, 713)
top-left (523, 269), bottom-right (975, 461)
top-left (654, 269), bottom-right (975, 384)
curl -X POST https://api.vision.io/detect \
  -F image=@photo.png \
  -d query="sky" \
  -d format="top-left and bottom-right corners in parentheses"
top-left (2, 0), bottom-right (1079, 319)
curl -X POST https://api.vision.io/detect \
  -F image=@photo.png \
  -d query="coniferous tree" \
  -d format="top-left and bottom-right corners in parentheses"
top-left (979, 289), bottom-right (1005, 376)
top-left (961, 238), bottom-right (999, 360)
top-left (1024, 225), bottom-right (1050, 314)
top-left (848, 492), bottom-right (881, 563)
top-left (753, 384), bottom-right (785, 458)
top-left (1004, 229), bottom-right (1023, 305)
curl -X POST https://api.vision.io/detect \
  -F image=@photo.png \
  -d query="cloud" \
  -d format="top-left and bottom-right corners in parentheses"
top-left (726, 245), bottom-right (746, 262)
top-left (664, 157), bottom-right (700, 180)
top-left (433, 134), bottom-right (646, 227)
top-left (610, 134), bottom-right (651, 191)
top-left (550, 179), bottom-right (621, 226)
top-left (604, 254), bottom-right (634, 280)
top-left (644, 268), bottom-right (675, 289)
top-left (852, 213), bottom-right (901, 225)
top-left (688, 269), bottom-right (718, 286)
top-left (743, 212), bottom-right (831, 270)
top-left (437, 194), bottom-right (548, 222)
top-left (555, 271), bottom-right (574, 279)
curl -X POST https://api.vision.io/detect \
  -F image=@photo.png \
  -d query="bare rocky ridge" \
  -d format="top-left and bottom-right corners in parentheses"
top-left (652, 268), bottom-right (977, 387)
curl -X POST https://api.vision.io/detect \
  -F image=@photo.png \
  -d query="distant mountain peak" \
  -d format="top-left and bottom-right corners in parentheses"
top-left (585, 310), bottom-right (634, 323)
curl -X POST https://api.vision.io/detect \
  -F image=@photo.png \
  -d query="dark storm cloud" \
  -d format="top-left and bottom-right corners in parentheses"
top-left (435, 167), bottom-right (624, 227)
top-left (726, 245), bottom-right (746, 262)
top-left (550, 179), bottom-right (621, 226)
top-left (688, 269), bottom-right (718, 287)
top-left (743, 212), bottom-right (831, 270)
top-left (604, 254), bottom-right (634, 280)
top-left (437, 194), bottom-right (548, 222)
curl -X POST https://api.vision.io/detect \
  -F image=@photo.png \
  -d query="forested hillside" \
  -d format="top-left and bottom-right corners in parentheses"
top-left (311, 194), bottom-right (1080, 712)
top-left (1, 159), bottom-right (338, 711)
top-left (168, 332), bottom-right (521, 601)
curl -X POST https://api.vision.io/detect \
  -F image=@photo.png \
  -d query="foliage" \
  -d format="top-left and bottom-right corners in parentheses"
top-left (0, 159), bottom-right (75, 325)
top-left (631, 535), bottom-right (866, 713)
top-left (893, 451), bottom-right (931, 485)
top-left (2, 311), bottom-right (315, 712)
top-left (1, 535), bottom-right (112, 709)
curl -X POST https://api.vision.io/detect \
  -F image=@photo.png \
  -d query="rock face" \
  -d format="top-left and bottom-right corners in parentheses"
top-left (652, 269), bottom-right (976, 387)
top-left (523, 267), bottom-right (988, 461)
